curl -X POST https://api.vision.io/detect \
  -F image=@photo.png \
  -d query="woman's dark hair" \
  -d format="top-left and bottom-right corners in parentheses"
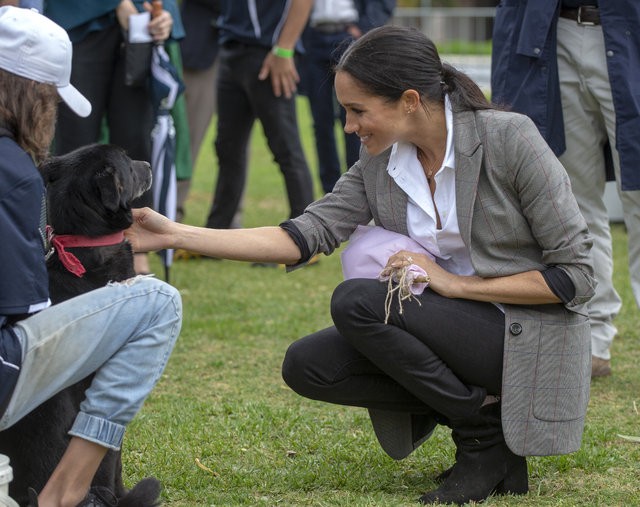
top-left (0, 69), bottom-right (58, 163)
top-left (335, 25), bottom-right (492, 112)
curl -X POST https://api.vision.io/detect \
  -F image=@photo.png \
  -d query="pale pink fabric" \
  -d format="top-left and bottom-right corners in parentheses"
top-left (341, 225), bottom-right (435, 294)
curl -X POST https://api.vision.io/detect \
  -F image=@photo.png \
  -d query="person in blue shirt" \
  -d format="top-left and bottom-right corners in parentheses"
top-left (491, 0), bottom-right (640, 378)
top-left (203, 0), bottom-right (315, 230)
top-left (0, 7), bottom-right (182, 506)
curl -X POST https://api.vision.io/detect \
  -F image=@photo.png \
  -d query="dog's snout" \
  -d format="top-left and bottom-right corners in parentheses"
top-left (132, 160), bottom-right (153, 196)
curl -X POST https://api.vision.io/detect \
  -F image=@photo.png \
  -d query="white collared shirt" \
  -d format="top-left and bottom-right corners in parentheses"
top-left (386, 96), bottom-right (475, 276)
top-left (310, 0), bottom-right (358, 26)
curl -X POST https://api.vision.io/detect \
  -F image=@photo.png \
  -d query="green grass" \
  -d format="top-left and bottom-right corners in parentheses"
top-left (436, 40), bottom-right (492, 56)
top-left (126, 99), bottom-right (640, 506)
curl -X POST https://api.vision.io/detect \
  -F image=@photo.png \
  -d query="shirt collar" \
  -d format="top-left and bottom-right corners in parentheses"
top-left (442, 94), bottom-right (455, 170)
top-left (387, 94), bottom-right (455, 176)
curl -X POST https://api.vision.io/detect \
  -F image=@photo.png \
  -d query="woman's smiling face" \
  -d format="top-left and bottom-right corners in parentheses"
top-left (335, 71), bottom-right (408, 156)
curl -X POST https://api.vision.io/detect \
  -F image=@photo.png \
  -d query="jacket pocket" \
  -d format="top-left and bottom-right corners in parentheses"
top-left (532, 318), bottom-right (590, 422)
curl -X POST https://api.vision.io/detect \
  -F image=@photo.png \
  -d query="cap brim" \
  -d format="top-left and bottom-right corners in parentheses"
top-left (57, 84), bottom-right (91, 118)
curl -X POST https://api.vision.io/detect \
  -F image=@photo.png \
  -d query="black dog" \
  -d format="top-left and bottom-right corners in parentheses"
top-left (0, 144), bottom-right (161, 506)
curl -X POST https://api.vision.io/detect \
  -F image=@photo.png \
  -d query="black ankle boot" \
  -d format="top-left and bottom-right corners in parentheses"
top-left (419, 403), bottom-right (528, 505)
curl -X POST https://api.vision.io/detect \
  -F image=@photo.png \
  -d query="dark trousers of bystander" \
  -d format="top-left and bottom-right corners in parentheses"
top-left (302, 27), bottom-right (361, 194)
top-left (205, 42), bottom-right (315, 229)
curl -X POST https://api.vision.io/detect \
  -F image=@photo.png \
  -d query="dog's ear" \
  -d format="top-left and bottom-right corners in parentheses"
top-left (38, 157), bottom-right (63, 184)
top-left (96, 165), bottom-right (130, 212)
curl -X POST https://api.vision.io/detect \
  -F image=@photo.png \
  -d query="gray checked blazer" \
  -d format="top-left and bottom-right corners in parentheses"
top-left (290, 109), bottom-right (596, 457)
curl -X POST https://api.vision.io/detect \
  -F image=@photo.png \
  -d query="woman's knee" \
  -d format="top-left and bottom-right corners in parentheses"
top-left (330, 278), bottom-right (378, 328)
top-left (282, 330), bottom-right (344, 401)
top-left (281, 339), bottom-right (315, 398)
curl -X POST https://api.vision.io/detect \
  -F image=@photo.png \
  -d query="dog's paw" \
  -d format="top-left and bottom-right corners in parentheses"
top-left (116, 477), bottom-right (162, 507)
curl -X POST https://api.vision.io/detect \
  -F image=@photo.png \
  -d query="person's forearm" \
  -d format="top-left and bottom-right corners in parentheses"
top-left (274, 0), bottom-right (313, 50)
top-left (445, 270), bottom-right (562, 305)
top-left (172, 223), bottom-right (303, 264)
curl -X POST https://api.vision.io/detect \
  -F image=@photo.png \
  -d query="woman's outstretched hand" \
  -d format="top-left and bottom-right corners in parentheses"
top-left (125, 207), bottom-right (174, 253)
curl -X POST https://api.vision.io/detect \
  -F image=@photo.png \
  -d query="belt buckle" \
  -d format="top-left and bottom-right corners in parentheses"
top-left (577, 6), bottom-right (596, 26)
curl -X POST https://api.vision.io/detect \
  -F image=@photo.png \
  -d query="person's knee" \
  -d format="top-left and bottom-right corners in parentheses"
top-left (330, 279), bottom-right (371, 330)
top-left (281, 340), bottom-right (309, 395)
top-left (121, 276), bottom-right (182, 329)
top-left (281, 338), bottom-right (328, 400)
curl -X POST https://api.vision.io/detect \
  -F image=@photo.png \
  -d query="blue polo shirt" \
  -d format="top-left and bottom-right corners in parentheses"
top-left (0, 133), bottom-right (51, 416)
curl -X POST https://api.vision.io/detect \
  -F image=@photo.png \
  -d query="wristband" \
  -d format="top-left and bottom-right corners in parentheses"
top-left (271, 46), bottom-right (294, 58)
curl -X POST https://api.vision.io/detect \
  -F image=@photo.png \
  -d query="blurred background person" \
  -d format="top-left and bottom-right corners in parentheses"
top-left (203, 0), bottom-right (315, 231)
top-left (176, 0), bottom-right (220, 224)
top-left (491, 0), bottom-right (640, 378)
top-left (300, 0), bottom-right (395, 194)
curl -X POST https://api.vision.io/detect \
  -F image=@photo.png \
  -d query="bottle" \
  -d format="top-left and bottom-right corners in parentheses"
top-left (0, 455), bottom-right (19, 507)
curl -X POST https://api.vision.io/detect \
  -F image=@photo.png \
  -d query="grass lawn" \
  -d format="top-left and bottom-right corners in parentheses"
top-left (126, 98), bottom-right (640, 506)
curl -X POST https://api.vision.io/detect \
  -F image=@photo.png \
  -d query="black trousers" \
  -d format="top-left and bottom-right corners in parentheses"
top-left (206, 42), bottom-right (315, 228)
top-left (282, 278), bottom-right (505, 424)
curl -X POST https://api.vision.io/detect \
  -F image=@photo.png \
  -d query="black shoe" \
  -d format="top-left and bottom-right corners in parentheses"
top-left (76, 487), bottom-right (117, 507)
top-left (419, 442), bottom-right (528, 505)
top-left (420, 402), bottom-right (527, 505)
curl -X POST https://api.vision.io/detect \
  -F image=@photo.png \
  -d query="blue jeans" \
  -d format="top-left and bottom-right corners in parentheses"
top-left (0, 276), bottom-right (182, 450)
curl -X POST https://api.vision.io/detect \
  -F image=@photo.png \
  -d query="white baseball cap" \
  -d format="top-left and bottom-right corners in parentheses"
top-left (0, 6), bottom-right (91, 117)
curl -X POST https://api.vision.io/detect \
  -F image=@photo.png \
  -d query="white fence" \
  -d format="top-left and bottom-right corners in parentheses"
top-left (392, 6), bottom-right (497, 43)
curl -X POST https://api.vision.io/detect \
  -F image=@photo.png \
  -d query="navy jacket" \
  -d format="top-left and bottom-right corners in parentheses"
top-left (0, 133), bottom-right (50, 417)
top-left (491, 0), bottom-right (640, 190)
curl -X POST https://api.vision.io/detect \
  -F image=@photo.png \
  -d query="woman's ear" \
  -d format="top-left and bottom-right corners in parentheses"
top-left (401, 89), bottom-right (421, 114)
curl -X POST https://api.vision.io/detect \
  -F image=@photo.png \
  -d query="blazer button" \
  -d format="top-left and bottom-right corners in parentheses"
top-left (509, 323), bottom-right (523, 336)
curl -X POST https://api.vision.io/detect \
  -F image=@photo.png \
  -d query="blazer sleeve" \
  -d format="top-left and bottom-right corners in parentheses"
top-left (503, 115), bottom-right (596, 309)
top-left (288, 157), bottom-right (375, 261)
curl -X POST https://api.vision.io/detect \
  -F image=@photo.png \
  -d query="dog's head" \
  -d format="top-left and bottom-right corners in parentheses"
top-left (39, 143), bottom-right (152, 236)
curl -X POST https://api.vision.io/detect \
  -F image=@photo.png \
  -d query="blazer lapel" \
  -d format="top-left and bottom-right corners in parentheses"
top-left (374, 148), bottom-right (410, 236)
top-left (453, 111), bottom-right (483, 248)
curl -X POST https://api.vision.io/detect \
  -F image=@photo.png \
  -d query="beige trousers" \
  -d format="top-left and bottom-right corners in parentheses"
top-left (557, 17), bottom-right (640, 359)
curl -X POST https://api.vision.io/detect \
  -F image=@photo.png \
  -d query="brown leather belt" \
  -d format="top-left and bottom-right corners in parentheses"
top-left (559, 5), bottom-right (601, 25)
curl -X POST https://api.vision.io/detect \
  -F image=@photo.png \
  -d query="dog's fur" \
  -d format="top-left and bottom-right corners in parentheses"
top-left (0, 144), bottom-right (160, 506)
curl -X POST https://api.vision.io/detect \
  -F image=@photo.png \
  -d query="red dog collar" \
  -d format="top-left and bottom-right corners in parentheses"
top-left (50, 229), bottom-right (125, 277)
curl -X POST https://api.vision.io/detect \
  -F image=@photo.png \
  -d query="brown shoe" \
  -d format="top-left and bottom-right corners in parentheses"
top-left (591, 356), bottom-right (612, 378)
